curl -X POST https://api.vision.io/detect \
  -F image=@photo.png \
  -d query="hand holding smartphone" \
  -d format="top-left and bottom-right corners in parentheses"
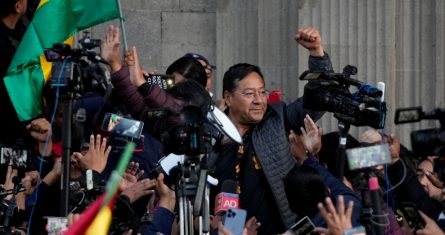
top-left (101, 113), bottom-right (144, 139)
top-left (290, 216), bottom-right (316, 235)
top-left (400, 202), bottom-right (426, 231)
top-left (223, 208), bottom-right (247, 235)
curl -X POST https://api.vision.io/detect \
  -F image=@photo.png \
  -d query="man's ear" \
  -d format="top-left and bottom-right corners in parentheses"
top-left (223, 90), bottom-right (232, 107)
top-left (15, 0), bottom-right (24, 14)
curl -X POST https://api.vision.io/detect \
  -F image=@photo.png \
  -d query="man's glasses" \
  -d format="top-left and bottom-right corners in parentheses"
top-left (233, 89), bottom-right (268, 99)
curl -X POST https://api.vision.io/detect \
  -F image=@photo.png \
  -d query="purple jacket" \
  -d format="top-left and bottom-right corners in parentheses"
top-left (111, 67), bottom-right (183, 138)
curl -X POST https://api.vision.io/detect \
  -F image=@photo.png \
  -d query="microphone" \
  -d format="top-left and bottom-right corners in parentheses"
top-left (214, 180), bottom-right (239, 215)
top-left (377, 82), bottom-right (385, 102)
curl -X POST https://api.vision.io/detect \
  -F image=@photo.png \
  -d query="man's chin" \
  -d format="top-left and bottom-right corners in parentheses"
top-left (249, 115), bottom-right (264, 124)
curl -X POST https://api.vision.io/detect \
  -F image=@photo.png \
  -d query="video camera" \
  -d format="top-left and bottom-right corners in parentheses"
top-left (300, 65), bottom-right (387, 129)
top-left (161, 106), bottom-right (218, 157)
top-left (44, 31), bottom-right (110, 97)
top-left (395, 107), bottom-right (445, 156)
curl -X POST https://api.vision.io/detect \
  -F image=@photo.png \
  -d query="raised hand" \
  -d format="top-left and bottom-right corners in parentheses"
top-left (295, 27), bottom-right (324, 57)
top-left (121, 178), bottom-right (156, 204)
top-left (289, 129), bottom-right (308, 164)
top-left (157, 173), bottom-right (176, 212)
top-left (101, 25), bottom-right (121, 72)
top-left (124, 46), bottom-right (146, 87)
top-left (71, 134), bottom-right (111, 173)
top-left (121, 161), bottom-right (145, 190)
top-left (26, 118), bottom-right (53, 156)
top-left (314, 196), bottom-right (354, 235)
top-left (300, 114), bottom-right (323, 155)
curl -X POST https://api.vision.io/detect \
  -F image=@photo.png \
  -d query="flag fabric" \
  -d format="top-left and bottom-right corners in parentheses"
top-left (4, 0), bottom-right (120, 121)
top-left (64, 143), bottom-right (135, 235)
top-left (85, 198), bottom-right (115, 235)
top-left (63, 193), bottom-right (118, 235)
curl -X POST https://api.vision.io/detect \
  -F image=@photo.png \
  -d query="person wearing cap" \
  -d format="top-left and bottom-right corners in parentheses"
top-left (183, 53), bottom-right (216, 92)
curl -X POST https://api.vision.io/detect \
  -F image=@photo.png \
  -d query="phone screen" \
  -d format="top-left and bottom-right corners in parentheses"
top-left (102, 113), bottom-right (144, 139)
top-left (1, 147), bottom-right (28, 168)
top-left (290, 216), bottom-right (315, 235)
top-left (346, 144), bottom-right (391, 170)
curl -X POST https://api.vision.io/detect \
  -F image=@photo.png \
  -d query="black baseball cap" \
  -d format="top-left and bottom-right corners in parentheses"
top-left (183, 53), bottom-right (216, 69)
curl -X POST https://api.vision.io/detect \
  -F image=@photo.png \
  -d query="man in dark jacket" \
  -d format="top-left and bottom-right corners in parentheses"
top-left (0, 0), bottom-right (28, 145)
top-left (209, 27), bottom-right (333, 234)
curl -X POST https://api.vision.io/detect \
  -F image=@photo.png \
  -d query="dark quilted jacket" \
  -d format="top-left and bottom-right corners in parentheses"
top-left (250, 53), bottom-right (333, 228)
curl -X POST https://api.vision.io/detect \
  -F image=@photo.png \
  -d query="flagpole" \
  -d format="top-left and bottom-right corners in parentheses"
top-left (116, 0), bottom-right (128, 52)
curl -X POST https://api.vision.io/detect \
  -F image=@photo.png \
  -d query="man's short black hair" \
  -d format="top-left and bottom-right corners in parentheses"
top-left (222, 63), bottom-right (264, 95)
top-left (0, 0), bottom-right (19, 18)
top-left (284, 164), bottom-right (329, 216)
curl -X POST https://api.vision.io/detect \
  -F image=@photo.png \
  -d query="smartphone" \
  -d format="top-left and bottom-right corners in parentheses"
top-left (346, 144), bottom-right (391, 170)
top-left (144, 74), bottom-right (175, 90)
top-left (400, 202), bottom-right (425, 230)
top-left (101, 113), bottom-right (144, 139)
top-left (46, 216), bottom-right (68, 235)
top-left (223, 208), bottom-right (247, 235)
top-left (343, 226), bottom-right (366, 235)
top-left (1, 147), bottom-right (28, 168)
top-left (290, 216), bottom-right (316, 235)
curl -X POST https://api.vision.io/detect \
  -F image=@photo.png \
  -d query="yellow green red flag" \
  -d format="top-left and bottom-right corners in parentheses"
top-left (4, 0), bottom-right (120, 121)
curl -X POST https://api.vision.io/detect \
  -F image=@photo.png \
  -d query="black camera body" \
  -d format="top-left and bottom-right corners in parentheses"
top-left (395, 107), bottom-right (445, 156)
top-left (44, 32), bottom-right (109, 97)
top-left (161, 106), bottom-right (217, 156)
top-left (300, 65), bottom-right (386, 129)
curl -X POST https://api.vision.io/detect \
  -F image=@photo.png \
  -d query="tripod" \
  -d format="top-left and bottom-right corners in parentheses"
top-left (176, 155), bottom-right (211, 235)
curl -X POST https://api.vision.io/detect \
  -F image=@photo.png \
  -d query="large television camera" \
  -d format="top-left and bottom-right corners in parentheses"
top-left (300, 65), bottom-right (387, 129)
top-left (44, 31), bottom-right (110, 97)
top-left (395, 107), bottom-right (445, 156)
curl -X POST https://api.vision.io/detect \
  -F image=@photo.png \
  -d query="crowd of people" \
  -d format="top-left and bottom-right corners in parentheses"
top-left (1, 0), bottom-right (445, 235)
